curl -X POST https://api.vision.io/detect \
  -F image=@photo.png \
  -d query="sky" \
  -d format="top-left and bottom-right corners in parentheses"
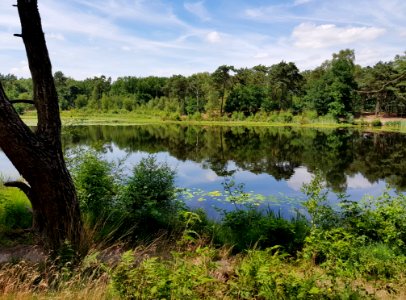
top-left (0, 0), bottom-right (405, 79)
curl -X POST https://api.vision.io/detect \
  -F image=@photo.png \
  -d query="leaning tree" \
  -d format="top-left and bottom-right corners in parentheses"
top-left (0, 0), bottom-right (82, 250)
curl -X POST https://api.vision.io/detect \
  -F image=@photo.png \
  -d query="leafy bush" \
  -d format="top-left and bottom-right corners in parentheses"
top-left (302, 174), bottom-right (406, 281)
top-left (370, 119), bottom-right (382, 127)
top-left (113, 247), bottom-right (221, 299)
top-left (215, 208), bottom-right (308, 253)
top-left (121, 155), bottom-right (181, 236)
top-left (70, 150), bottom-right (117, 225)
top-left (112, 246), bottom-right (370, 300)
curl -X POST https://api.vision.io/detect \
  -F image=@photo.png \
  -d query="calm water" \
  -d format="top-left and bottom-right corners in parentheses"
top-left (1, 125), bottom-right (405, 218)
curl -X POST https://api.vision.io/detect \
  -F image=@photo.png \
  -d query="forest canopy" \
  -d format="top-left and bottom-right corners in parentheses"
top-left (2, 50), bottom-right (405, 119)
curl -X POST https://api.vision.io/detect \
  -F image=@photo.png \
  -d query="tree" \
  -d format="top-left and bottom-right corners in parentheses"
top-left (304, 49), bottom-right (357, 119)
top-left (186, 72), bottom-right (211, 114)
top-left (211, 65), bottom-right (235, 116)
top-left (0, 1), bottom-right (82, 250)
top-left (225, 85), bottom-right (265, 115)
top-left (268, 61), bottom-right (304, 110)
top-left (165, 75), bottom-right (188, 115)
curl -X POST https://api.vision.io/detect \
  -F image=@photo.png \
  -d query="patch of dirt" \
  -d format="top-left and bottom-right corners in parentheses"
top-left (358, 113), bottom-right (406, 124)
top-left (0, 244), bottom-right (47, 264)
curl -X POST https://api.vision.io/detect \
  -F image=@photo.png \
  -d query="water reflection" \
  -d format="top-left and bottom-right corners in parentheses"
top-left (60, 125), bottom-right (406, 191)
top-left (1, 125), bottom-right (405, 217)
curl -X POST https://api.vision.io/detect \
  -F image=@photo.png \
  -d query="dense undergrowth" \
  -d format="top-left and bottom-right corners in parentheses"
top-left (1, 152), bottom-right (406, 299)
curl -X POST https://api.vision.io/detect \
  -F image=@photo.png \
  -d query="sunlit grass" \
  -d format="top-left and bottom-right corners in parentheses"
top-left (0, 185), bottom-right (32, 237)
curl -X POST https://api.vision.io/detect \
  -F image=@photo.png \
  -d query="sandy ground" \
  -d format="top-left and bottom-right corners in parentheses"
top-left (359, 113), bottom-right (406, 124)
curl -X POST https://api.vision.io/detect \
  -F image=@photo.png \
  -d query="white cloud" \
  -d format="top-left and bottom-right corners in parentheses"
top-left (292, 23), bottom-right (385, 48)
top-left (206, 31), bottom-right (221, 43)
top-left (254, 52), bottom-right (269, 59)
top-left (46, 33), bottom-right (65, 41)
top-left (347, 174), bottom-right (373, 189)
top-left (294, 0), bottom-right (312, 5)
top-left (287, 167), bottom-right (313, 191)
top-left (184, 1), bottom-right (211, 21)
top-left (10, 60), bottom-right (30, 78)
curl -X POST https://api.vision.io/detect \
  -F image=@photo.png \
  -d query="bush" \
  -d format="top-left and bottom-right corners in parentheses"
top-left (113, 247), bottom-right (221, 299)
top-left (121, 155), bottom-right (180, 236)
top-left (215, 208), bottom-right (309, 253)
top-left (279, 111), bottom-right (293, 123)
top-left (371, 119), bottom-right (382, 127)
top-left (70, 151), bottom-right (117, 225)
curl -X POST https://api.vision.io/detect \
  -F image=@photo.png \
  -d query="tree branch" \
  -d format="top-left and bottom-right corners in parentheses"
top-left (4, 181), bottom-right (32, 198)
top-left (9, 99), bottom-right (35, 105)
top-left (0, 81), bottom-right (40, 178)
top-left (17, 0), bottom-right (61, 143)
top-left (357, 72), bottom-right (406, 94)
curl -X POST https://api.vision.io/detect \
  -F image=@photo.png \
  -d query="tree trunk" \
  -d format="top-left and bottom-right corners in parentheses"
top-left (0, 0), bottom-right (82, 251)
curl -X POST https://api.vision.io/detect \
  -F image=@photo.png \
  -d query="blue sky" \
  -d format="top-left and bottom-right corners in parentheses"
top-left (0, 0), bottom-right (405, 79)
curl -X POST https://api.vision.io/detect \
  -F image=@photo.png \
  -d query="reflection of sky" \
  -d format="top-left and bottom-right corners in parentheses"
top-left (0, 152), bottom-right (20, 180)
top-left (0, 143), bottom-right (401, 218)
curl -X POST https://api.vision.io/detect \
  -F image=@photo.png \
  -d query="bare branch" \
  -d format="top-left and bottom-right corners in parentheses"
top-left (9, 99), bottom-right (35, 105)
top-left (357, 72), bottom-right (406, 94)
top-left (4, 180), bottom-right (32, 198)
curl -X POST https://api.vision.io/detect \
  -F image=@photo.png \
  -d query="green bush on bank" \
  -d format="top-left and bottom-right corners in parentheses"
top-left (214, 209), bottom-right (309, 254)
top-left (120, 155), bottom-right (183, 238)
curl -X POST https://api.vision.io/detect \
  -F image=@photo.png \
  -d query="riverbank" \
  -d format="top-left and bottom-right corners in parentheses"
top-left (20, 110), bottom-right (406, 132)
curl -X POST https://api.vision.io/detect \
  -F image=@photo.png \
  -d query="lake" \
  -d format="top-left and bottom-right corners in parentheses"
top-left (1, 125), bottom-right (405, 219)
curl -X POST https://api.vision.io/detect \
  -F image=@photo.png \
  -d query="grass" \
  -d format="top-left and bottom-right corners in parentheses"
top-left (0, 185), bottom-right (32, 243)
top-left (20, 110), bottom-right (406, 133)
top-left (1, 236), bottom-right (405, 299)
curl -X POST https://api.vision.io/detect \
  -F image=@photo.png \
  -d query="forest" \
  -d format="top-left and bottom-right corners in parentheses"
top-left (2, 0), bottom-right (406, 298)
top-left (2, 49), bottom-right (405, 121)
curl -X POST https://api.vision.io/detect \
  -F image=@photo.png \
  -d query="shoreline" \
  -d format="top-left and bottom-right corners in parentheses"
top-left (20, 111), bottom-right (406, 133)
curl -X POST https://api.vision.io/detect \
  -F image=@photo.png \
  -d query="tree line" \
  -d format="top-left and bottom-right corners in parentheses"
top-left (1, 49), bottom-right (405, 119)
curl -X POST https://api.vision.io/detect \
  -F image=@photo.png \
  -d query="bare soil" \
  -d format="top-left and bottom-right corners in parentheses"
top-left (358, 112), bottom-right (406, 124)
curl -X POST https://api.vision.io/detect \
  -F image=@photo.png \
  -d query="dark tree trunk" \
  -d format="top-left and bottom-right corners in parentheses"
top-left (0, 0), bottom-right (82, 251)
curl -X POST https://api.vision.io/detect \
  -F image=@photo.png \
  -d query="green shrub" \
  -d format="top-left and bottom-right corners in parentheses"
top-left (70, 150), bottom-right (117, 225)
top-left (357, 118), bottom-right (369, 126)
top-left (112, 247), bottom-right (221, 299)
top-left (370, 119), bottom-right (382, 127)
top-left (302, 174), bottom-right (406, 282)
top-left (356, 243), bottom-right (406, 280)
top-left (121, 155), bottom-right (181, 237)
top-left (215, 208), bottom-right (309, 253)
top-left (229, 248), bottom-right (368, 299)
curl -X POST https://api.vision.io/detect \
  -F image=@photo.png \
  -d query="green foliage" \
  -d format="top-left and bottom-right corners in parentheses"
top-left (112, 247), bottom-right (220, 299)
top-left (385, 120), bottom-right (401, 127)
top-left (215, 208), bottom-right (309, 253)
top-left (302, 174), bottom-right (406, 282)
top-left (370, 119), bottom-right (382, 127)
top-left (0, 186), bottom-right (32, 231)
top-left (229, 248), bottom-right (365, 299)
top-left (225, 85), bottom-right (265, 115)
top-left (304, 49), bottom-right (358, 119)
top-left (121, 155), bottom-right (181, 236)
top-left (69, 150), bottom-right (117, 225)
